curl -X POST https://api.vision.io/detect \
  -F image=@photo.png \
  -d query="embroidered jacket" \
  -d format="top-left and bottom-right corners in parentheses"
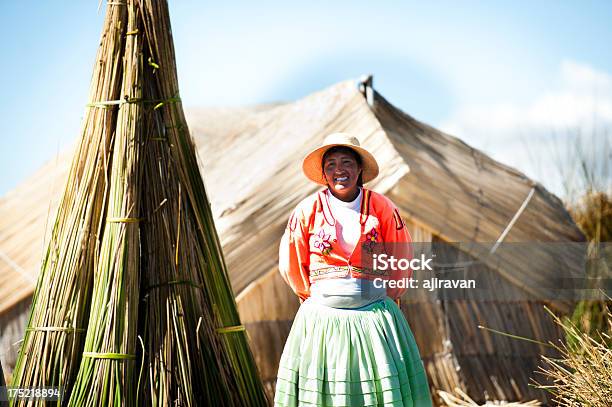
top-left (278, 188), bottom-right (413, 301)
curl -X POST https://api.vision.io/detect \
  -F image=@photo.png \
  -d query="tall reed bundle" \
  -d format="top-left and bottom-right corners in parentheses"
top-left (136, 1), bottom-right (268, 404)
top-left (136, 41), bottom-right (230, 404)
top-left (10, 4), bottom-right (128, 403)
top-left (67, 2), bottom-right (144, 405)
top-left (13, 0), bottom-right (267, 405)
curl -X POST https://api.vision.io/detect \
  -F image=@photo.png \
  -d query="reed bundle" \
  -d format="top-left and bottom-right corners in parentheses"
top-left (10, 5), bottom-right (127, 404)
top-left (67, 2), bottom-right (144, 405)
top-left (136, 1), bottom-right (267, 404)
top-left (438, 388), bottom-right (541, 407)
top-left (12, 0), bottom-right (267, 405)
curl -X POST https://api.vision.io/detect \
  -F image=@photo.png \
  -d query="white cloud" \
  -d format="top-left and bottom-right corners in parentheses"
top-left (561, 59), bottom-right (612, 90)
top-left (441, 60), bottom-right (612, 136)
top-left (438, 60), bottom-right (612, 199)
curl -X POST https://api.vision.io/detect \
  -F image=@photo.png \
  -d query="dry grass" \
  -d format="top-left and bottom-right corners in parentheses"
top-left (569, 190), bottom-right (612, 244)
top-left (566, 184), bottom-right (611, 343)
top-left (532, 305), bottom-right (612, 406)
top-left (497, 123), bottom-right (612, 405)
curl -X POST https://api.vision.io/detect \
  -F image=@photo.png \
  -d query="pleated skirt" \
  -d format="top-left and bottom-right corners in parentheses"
top-left (274, 297), bottom-right (433, 407)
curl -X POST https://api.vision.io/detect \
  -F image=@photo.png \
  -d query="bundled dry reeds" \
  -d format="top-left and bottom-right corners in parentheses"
top-left (134, 0), bottom-right (268, 404)
top-left (438, 387), bottom-right (541, 407)
top-left (67, 2), bottom-right (144, 405)
top-left (11, 1), bottom-right (267, 405)
top-left (10, 4), bottom-right (127, 403)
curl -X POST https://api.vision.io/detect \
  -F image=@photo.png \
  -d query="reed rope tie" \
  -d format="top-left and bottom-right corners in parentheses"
top-left (26, 327), bottom-right (86, 333)
top-left (148, 58), bottom-right (160, 69)
top-left (86, 95), bottom-right (181, 110)
top-left (106, 217), bottom-right (144, 223)
top-left (86, 98), bottom-right (141, 108)
top-left (145, 280), bottom-right (203, 292)
top-left (82, 352), bottom-right (136, 360)
top-left (216, 325), bottom-right (246, 334)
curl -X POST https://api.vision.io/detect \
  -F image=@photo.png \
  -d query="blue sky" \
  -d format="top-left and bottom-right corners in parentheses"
top-left (1, 1), bottom-right (611, 199)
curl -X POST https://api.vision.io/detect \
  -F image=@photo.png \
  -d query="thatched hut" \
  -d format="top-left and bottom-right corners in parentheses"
top-left (0, 78), bottom-right (585, 405)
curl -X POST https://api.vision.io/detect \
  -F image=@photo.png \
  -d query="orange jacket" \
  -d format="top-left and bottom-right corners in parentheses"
top-left (278, 188), bottom-right (413, 301)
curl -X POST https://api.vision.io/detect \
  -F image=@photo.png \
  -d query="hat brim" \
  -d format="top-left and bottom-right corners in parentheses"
top-left (302, 143), bottom-right (379, 185)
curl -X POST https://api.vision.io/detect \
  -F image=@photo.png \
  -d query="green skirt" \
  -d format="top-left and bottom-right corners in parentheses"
top-left (274, 297), bottom-right (433, 407)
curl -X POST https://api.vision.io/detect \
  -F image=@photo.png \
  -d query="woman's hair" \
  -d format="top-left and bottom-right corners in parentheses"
top-left (321, 146), bottom-right (363, 186)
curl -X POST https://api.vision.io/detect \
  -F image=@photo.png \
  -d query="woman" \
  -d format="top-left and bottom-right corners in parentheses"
top-left (274, 133), bottom-right (433, 407)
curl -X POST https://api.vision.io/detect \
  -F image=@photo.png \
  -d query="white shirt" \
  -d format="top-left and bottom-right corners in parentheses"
top-left (309, 188), bottom-right (387, 308)
top-left (328, 187), bottom-right (362, 255)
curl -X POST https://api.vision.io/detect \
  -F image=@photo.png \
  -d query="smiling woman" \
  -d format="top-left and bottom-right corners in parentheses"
top-left (322, 146), bottom-right (363, 200)
top-left (274, 133), bottom-right (433, 406)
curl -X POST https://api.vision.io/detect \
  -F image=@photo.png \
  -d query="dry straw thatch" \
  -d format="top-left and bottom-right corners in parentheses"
top-left (10, 1), bottom-right (267, 405)
top-left (438, 387), bottom-right (541, 406)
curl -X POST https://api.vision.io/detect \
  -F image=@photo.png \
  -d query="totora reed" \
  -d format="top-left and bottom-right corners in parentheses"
top-left (11, 1), bottom-right (268, 406)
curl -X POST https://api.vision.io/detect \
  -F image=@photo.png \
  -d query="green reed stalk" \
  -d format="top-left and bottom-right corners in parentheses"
top-left (67, 2), bottom-right (144, 405)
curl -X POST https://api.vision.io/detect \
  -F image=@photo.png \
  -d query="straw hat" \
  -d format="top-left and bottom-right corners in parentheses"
top-left (302, 132), bottom-right (379, 185)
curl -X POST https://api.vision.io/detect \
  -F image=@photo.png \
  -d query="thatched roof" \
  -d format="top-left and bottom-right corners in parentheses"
top-left (0, 151), bottom-right (70, 312)
top-left (0, 79), bottom-right (584, 316)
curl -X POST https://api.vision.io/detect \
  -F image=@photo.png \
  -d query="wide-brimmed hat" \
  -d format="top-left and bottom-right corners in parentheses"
top-left (302, 132), bottom-right (379, 185)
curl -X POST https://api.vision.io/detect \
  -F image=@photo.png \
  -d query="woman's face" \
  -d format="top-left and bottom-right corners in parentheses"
top-left (322, 150), bottom-right (362, 200)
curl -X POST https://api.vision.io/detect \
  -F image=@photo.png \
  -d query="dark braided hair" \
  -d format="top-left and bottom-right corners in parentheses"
top-left (321, 146), bottom-right (363, 187)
